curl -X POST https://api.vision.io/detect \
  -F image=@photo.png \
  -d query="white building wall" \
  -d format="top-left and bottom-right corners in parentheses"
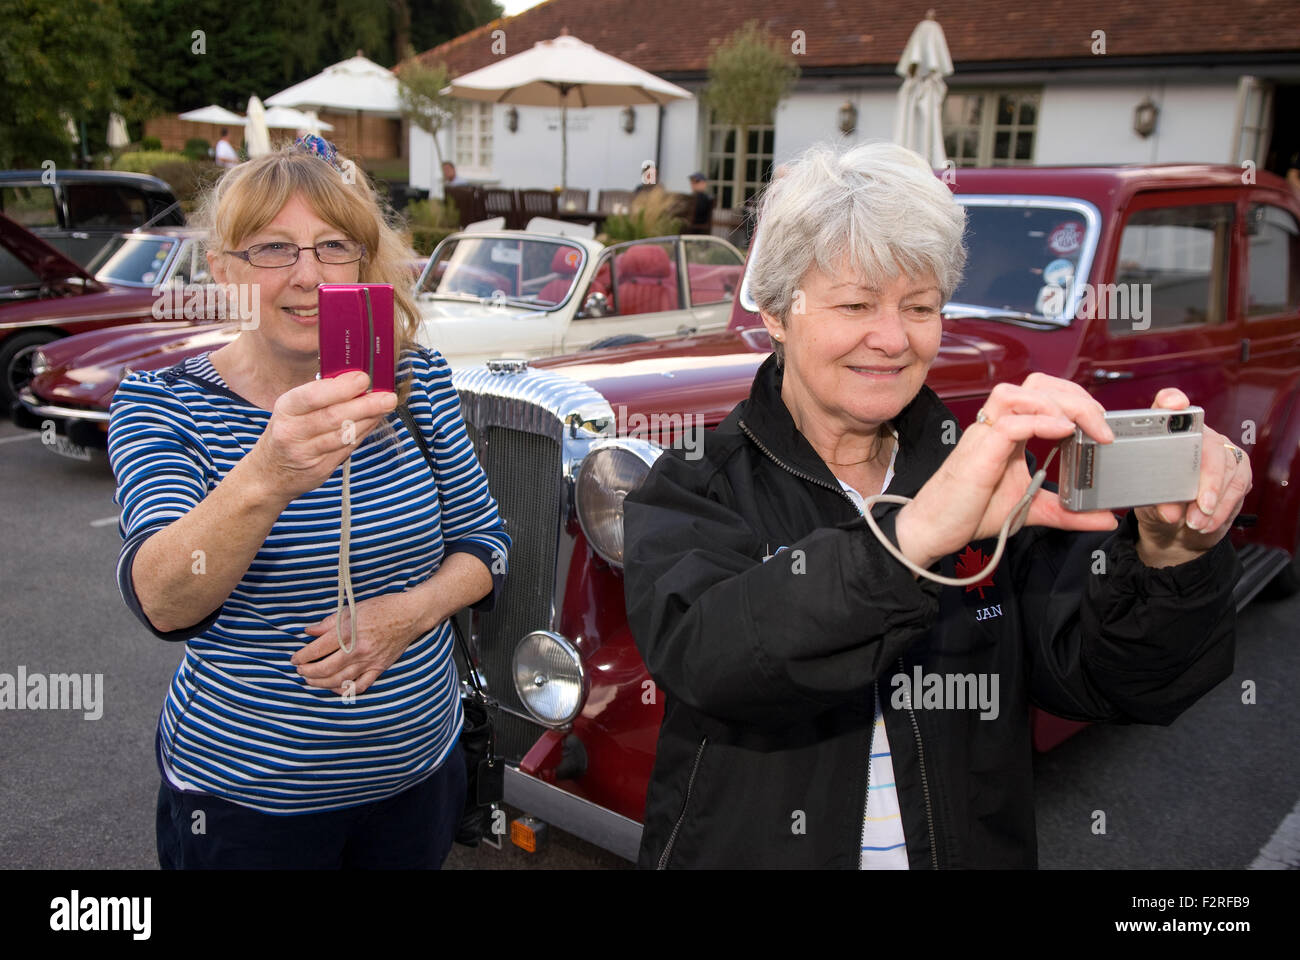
top-left (773, 89), bottom-right (900, 164)
top-left (1034, 81), bottom-right (1239, 164)
top-left (409, 98), bottom-right (704, 200)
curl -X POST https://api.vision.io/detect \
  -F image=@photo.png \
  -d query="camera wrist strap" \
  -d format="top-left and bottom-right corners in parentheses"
top-left (860, 443), bottom-right (1062, 587)
top-left (333, 289), bottom-right (375, 655)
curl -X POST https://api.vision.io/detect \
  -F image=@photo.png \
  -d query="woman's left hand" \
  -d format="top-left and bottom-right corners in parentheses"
top-left (293, 592), bottom-right (426, 695)
top-left (1132, 388), bottom-right (1253, 567)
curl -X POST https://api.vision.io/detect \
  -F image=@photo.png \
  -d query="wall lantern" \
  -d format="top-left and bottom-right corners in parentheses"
top-left (505, 106), bottom-right (518, 133)
top-left (1133, 98), bottom-right (1158, 138)
top-left (838, 100), bottom-right (858, 136)
top-left (621, 106), bottom-right (636, 134)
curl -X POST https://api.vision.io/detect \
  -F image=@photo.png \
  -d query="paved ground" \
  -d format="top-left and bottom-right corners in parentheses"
top-left (0, 417), bottom-right (1295, 870)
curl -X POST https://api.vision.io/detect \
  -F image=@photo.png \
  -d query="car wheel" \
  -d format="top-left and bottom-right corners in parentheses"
top-left (0, 329), bottom-right (61, 410)
top-left (585, 334), bottom-right (650, 350)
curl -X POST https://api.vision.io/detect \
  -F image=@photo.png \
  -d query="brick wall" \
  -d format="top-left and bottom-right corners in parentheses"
top-left (143, 113), bottom-right (404, 162)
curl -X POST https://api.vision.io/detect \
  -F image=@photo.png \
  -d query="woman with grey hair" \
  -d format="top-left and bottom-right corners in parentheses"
top-left (622, 141), bottom-right (1249, 868)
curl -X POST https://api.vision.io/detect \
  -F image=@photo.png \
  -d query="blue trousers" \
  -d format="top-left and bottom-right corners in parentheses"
top-left (156, 740), bottom-right (467, 869)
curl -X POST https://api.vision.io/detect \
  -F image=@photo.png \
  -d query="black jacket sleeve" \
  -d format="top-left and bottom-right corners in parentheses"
top-left (1010, 511), bottom-right (1239, 725)
top-left (623, 449), bottom-right (942, 729)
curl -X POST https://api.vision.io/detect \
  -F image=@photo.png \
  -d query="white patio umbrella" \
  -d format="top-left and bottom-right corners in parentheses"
top-left (244, 96), bottom-right (272, 157)
top-left (178, 104), bottom-right (247, 126)
top-left (892, 13), bottom-right (953, 169)
top-left (263, 105), bottom-right (333, 131)
top-left (267, 53), bottom-right (397, 155)
top-left (107, 112), bottom-right (131, 149)
top-left (445, 32), bottom-right (693, 189)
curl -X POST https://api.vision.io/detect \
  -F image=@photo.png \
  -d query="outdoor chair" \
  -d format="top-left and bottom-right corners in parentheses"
top-left (519, 189), bottom-right (558, 221)
top-left (597, 189), bottom-right (634, 214)
top-left (444, 185), bottom-right (484, 228)
top-left (560, 188), bottom-right (589, 212)
top-left (482, 188), bottom-right (521, 229)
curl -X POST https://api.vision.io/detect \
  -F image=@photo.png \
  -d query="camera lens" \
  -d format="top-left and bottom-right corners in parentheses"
top-left (1167, 414), bottom-right (1191, 433)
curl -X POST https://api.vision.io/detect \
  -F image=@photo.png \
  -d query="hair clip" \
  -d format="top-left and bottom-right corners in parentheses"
top-left (294, 134), bottom-right (348, 177)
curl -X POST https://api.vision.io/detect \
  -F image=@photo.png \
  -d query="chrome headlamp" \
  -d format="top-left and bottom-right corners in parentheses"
top-left (513, 630), bottom-right (586, 726)
top-left (574, 437), bottom-right (662, 567)
top-left (29, 350), bottom-right (50, 380)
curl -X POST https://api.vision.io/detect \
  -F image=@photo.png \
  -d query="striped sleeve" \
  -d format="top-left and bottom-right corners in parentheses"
top-left (418, 348), bottom-right (510, 611)
top-left (107, 371), bottom-right (221, 640)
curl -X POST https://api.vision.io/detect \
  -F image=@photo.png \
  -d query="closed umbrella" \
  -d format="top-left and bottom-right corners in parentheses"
top-left (244, 96), bottom-right (272, 157)
top-left (892, 13), bottom-right (953, 169)
top-left (107, 113), bottom-right (131, 149)
top-left (445, 32), bottom-right (693, 189)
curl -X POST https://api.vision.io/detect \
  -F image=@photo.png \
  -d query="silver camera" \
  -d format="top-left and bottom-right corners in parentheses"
top-left (1058, 407), bottom-right (1203, 512)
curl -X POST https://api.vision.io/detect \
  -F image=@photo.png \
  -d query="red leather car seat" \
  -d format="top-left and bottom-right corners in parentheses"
top-left (537, 246), bottom-right (583, 304)
top-left (616, 245), bottom-right (678, 315)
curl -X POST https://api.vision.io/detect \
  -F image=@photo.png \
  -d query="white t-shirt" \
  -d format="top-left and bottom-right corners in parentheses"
top-left (215, 139), bottom-right (239, 168)
top-left (836, 427), bottom-right (910, 869)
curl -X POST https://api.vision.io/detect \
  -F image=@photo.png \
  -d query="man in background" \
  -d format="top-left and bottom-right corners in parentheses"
top-left (214, 129), bottom-right (239, 169)
top-left (686, 171), bottom-right (714, 234)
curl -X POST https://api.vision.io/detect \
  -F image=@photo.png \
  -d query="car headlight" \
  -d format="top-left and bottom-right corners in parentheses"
top-left (574, 438), bottom-right (662, 566)
top-left (30, 350), bottom-right (50, 379)
top-left (513, 630), bottom-right (586, 726)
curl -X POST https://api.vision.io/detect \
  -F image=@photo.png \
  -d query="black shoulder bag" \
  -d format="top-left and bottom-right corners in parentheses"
top-left (396, 404), bottom-right (504, 846)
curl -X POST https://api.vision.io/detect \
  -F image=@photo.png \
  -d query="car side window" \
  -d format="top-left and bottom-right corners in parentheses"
top-left (682, 237), bottom-right (742, 306)
top-left (1245, 204), bottom-right (1300, 318)
top-left (611, 240), bottom-right (679, 315)
top-left (1, 186), bottom-right (58, 228)
top-left (1110, 203), bottom-right (1233, 334)
top-left (65, 184), bottom-right (148, 229)
top-left (577, 251), bottom-right (618, 319)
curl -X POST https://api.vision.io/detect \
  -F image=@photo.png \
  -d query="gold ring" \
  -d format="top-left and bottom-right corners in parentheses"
top-left (976, 408), bottom-right (994, 427)
top-left (1224, 442), bottom-right (1243, 464)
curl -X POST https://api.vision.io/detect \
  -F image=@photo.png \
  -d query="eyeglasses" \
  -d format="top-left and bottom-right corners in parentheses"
top-left (225, 240), bottom-right (366, 268)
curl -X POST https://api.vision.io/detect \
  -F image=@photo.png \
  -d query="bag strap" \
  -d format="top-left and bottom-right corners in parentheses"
top-left (395, 403), bottom-right (487, 704)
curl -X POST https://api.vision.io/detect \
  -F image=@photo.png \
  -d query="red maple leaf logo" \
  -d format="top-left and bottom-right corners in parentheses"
top-left (955, 545), bottom-right (996, 600)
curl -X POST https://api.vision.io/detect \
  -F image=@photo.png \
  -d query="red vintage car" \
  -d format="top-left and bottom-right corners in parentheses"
top-left (444, 164), bottom-right (1300, 860)
top-left (0, 213), bottom-right (207, 412)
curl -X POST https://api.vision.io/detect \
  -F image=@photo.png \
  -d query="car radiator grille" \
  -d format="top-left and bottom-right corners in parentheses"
top-left (476, 425), bottom-right (561, 762)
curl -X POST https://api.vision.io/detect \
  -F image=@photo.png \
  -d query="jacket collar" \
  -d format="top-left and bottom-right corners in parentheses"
top-left (725, 353), bottom-right (957, 499)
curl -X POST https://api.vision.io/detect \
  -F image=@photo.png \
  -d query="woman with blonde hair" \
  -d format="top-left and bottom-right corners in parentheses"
top-left (108, 137), bottom-right (508, 868)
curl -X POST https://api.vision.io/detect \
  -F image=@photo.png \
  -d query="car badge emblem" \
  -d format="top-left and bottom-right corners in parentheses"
top-left (486, 358), bottom-right (529, 375)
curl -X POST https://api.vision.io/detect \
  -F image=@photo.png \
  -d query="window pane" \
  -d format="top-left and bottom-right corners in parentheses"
top-left (684, 237), bottom-right (743, 304)
top-left (761, 128), bottom-right (774, 153)
top-left (747, 128), bottom-right (759, 153)
top-left (961, 130), bottom-right (979, 160)
top-left (997, 96), bottom-right (1016, 125)
top-left (1015, 130), bottom-right (1034, 160)
top-left (723, 129), bottom-right (735, 153)
top-left (1247, 204), bottom-right (1300, 316)
top-left (722, 157), bottom-right (734, 180)
top-left (994, 130), bottom-right (1011, 159)
top-left (1018, 97), bottom-right (1037, 126)
top-left (1112, 203), bottom-right (1233, 333)
top-left (1, 186), bottom-right (58, 227)
top-left (746, 157), bottom-right (758, 181)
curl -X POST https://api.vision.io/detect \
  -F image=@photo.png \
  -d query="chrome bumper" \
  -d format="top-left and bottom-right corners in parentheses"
top-left (504, 765), bottom-right (642, 862)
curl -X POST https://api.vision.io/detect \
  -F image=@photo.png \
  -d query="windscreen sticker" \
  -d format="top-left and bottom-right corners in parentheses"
top-left (1035, 283), bottom-right (1067, 319)
top-left (1047, 221), bottom-right (1083, 255)
top-left (1042, 258), bottom-right (1075, 287)
top-left (490, 245), bottom-right (522, 265)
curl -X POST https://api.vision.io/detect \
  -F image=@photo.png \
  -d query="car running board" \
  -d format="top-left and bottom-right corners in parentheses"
top-left (1232, 544), bottom-right (1292, 611)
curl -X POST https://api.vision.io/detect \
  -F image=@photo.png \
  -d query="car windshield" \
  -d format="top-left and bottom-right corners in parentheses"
top-left (88, 236), bottom-right (179, 286)
top-left (948, 203), bottom-right (1091, 319)
top-left (420, 236), bottom-right (583, 307)
top-left (739, 200), bottom-right (1093, 322)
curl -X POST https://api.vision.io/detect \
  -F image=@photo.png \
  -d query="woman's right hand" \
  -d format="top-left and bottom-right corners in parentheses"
top-left (894, 373), bottom-right (1120, 570)
top-left (247, 370), bottom-right (398, 501)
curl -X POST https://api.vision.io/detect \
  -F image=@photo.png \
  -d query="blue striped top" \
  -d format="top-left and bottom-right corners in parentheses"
top-left (107, 346), bottom-right (509, 814)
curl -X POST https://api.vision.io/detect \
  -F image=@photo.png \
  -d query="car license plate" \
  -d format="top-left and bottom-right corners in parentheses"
top-left (50, 435), bottom-right (91, 461)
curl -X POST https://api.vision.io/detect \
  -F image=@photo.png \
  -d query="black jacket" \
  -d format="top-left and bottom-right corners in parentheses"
top-left (622, 354), bottom-right (1239, 868)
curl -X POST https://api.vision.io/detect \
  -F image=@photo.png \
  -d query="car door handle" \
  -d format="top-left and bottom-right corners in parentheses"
top-left (1091, 369), bottom-right (1133, 381)
top-left (676, 324), bottom-right (697, 336)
